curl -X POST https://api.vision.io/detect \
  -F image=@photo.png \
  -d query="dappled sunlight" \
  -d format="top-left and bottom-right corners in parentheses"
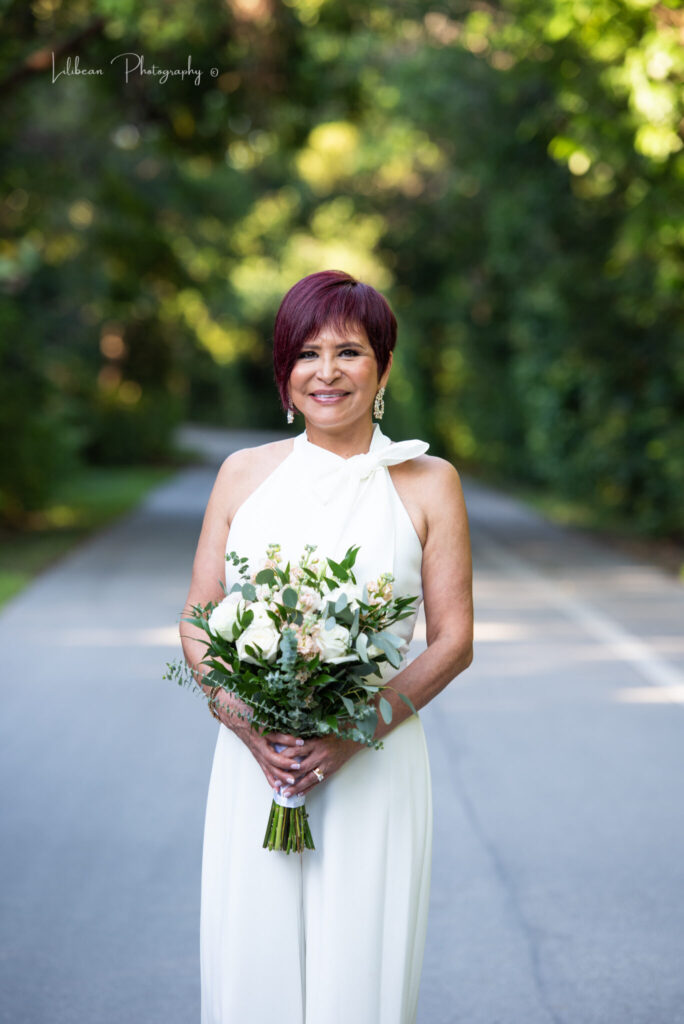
top-left (295, 122), bottom-right (361, 192)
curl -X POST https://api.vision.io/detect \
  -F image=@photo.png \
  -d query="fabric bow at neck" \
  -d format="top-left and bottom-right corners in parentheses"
top-left (311, 439), bottom-right (429, 505)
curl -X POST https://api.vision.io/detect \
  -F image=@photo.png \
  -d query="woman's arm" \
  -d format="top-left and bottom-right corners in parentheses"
top-left (180, 444), bottom-right (305, 792)
top-left (373, 455), bottom-right (473, 740)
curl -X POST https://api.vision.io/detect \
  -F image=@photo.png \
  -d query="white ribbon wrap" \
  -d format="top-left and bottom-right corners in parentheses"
top-left (273, 789), bottom-right (306, 808)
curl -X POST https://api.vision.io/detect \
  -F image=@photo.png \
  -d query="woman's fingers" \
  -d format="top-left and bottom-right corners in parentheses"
top-left (256, 739), bottom-right (305, 775)
top-left (284, 769), bottom-right (322, 798)
top-left (266, 731), bottom-right (306, 748)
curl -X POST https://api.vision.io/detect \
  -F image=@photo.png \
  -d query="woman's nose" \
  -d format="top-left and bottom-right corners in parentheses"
top-left (316, 357), bottom-right (341, 381)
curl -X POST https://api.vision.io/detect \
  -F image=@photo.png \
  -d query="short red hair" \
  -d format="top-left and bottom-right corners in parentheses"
top-left (272, 269), bottom-right (397, 410)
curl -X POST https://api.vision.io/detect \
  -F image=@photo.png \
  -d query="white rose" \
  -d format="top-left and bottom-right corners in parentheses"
top-left (315, 622), bottom-right (351, 663)
top-left (325, 584), bottom-right (363, 612)
top-left (255, 582), bottom-right (274, 602)
top-left (235, 623), bottom-right (280, 664)
top-left (208, 593), bottom-right (244, 640)
top-left (247, 601), bottom-right (275, 627)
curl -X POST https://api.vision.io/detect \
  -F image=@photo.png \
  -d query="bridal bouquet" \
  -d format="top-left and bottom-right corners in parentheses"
top-left (165, 542), bottom-right (417, 854)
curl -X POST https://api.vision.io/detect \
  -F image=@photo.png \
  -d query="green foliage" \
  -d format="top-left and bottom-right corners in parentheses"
top-left (0, 464), bottom-right (172, 607)
top-left (1, 0), bottom-right (682, 534)
top-left (167, 542), bottom-right (418, 747)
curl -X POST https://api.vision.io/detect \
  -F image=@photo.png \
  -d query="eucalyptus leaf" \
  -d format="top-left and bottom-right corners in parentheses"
top-left (378, 696), bottom-right (393, 724)
top-left (398, 691), bottom-right (418, 715)
top-left (282, 586), bottom-right (298, 608)
top-left (255, 568), bottom-right (275, 585)
top-left (385, 645), bottom-right (403, 669)
top-left (334, 592), bottom-right (348, 613)
top-left (355, 632), bottom-right (369, 663)
top-left (373, 628), bottom-right (404, 647)
top-left (341, 695), bottom-right (355, 716)
top-left (325, 615), bottom-right (337, 631)
top-left (241, 582), bottom-right (257, 601)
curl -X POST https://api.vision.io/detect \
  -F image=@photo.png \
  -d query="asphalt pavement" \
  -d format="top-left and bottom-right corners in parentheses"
top-left (1, 426), bottom-right (683, 1024)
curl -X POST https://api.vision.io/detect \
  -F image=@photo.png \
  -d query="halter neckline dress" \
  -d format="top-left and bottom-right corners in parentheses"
top-left (200, 423), bottom-right (434, 1024)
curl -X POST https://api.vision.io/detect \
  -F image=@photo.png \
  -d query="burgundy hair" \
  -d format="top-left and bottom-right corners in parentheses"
top-left (272, 269), bottom-right (397, 410)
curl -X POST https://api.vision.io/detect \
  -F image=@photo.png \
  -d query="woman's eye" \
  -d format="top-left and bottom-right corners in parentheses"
top-left (296, 348), bottom-right (360, 359)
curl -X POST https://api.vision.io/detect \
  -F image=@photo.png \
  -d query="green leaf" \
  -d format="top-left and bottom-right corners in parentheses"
top-left (282, 586), bottom-right (298, 608)
top-left (341, 695), bottom-right (355, 716)
top-left (334, 592), bottom-right (348, 613)
top-left (355, 632), bottom-right (369, 662)
top-left (255, 568), bottom-right (275, 585)
top-left (239, 607), bottom-right (254, 629)
top-left (342, 544), bottom-right (360, 569)
top-left (326, 557), bottom-right (349, 581)
top-left (357, 709), bottom-right (378, 740)
top-left (347, 661), bottom-right (376, 677)
top-left (385, 646), bottom-right (403, 669)
top-left (378, 696), bottom-right (393, 724)
top-left (374, 628), bottom-right (404, 647)
top-left (398, 691), bottom-right (418, 715)
top-left (325, 615), bottom-right (337, 631)
top-left (350, 605), bottom-right (360, 638)
top-left (241, 582), bottom-right (257, 601)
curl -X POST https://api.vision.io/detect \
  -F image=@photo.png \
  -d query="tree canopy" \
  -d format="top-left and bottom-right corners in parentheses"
top-left (1, 0), bottom-right (682, 535)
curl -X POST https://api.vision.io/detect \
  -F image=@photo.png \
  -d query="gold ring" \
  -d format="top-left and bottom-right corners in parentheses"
top-left (312, 767), bottom-right (325, 783)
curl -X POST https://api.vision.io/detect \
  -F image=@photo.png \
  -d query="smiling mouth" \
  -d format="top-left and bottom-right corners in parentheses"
top-left (313, 389), bottom-right (350, 401)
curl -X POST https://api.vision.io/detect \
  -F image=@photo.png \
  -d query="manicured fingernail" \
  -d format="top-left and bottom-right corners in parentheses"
top-left (274, 780), bottom-right (282, 788)
top-left (286, 775), bottom-right (295, 784)
top-left (290, 762), bottom-right (301, 769)
top-left (282, 788), bottom-right (291, 797)
top-left (296, 739), bottom-right (304, 746)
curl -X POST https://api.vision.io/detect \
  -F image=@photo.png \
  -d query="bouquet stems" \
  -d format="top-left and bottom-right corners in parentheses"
top-left (262, 796), bottom-right (315, 853)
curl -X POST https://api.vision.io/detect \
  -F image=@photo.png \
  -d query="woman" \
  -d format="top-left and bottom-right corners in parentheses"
top-left (180, 269), bottom-right (473, 1024)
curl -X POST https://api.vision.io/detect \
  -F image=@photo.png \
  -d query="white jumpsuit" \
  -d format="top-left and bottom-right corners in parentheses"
top-left (200, 424), bottom-right (433, 1024)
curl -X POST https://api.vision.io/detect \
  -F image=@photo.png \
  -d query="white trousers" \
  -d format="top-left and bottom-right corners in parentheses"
top-left (200, 714), bottom-right (433, 1024)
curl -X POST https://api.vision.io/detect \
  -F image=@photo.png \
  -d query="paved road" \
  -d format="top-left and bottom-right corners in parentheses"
top-left (1, 427), bottom-right (683, 1024)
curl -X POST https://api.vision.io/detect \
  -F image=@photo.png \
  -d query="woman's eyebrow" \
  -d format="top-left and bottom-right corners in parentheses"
top-left (302, 340), bottom-right (365, 348)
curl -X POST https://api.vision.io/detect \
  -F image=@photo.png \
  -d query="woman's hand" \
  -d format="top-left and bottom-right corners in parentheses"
top-left (212, 693), bottom-right (305, 792)
top-left (266, 732), bottom-right (361, 799)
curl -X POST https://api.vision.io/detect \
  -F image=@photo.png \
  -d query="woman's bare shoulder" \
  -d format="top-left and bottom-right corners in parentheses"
top-left (391, 452), bottom-right (463, 499)
top-left (214, 437), bottom-right (295, 523)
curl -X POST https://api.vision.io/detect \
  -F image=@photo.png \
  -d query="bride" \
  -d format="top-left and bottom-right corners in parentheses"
top-left (180, 269), bottom-right (473, 1024)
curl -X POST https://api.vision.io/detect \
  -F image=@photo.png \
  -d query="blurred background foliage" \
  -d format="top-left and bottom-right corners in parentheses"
top-left (1, 0), bottom-right (682, 539)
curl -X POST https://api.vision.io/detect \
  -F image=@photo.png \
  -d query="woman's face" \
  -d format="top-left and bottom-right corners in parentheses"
top-left (287, 322), bottom-right (392, 431)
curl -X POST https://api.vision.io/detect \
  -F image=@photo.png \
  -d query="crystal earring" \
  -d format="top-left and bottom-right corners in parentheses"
top-left (373, 386), bottom-right (385, 421)
top-left (286, 400), bottom-right (295, 425)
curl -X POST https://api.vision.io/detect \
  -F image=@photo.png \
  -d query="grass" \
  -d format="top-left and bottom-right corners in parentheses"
top-left (0, 465), bottom-right (174, 608)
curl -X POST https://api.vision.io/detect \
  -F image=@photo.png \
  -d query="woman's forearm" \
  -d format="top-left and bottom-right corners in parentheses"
top-left (373, 635), bottom-right (473, 742)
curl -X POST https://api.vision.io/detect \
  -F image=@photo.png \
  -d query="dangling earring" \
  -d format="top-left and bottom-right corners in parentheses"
top-left (286, 399), bottom-right (295, 425)
top-left (373, 386), bottom-right (385, 421)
